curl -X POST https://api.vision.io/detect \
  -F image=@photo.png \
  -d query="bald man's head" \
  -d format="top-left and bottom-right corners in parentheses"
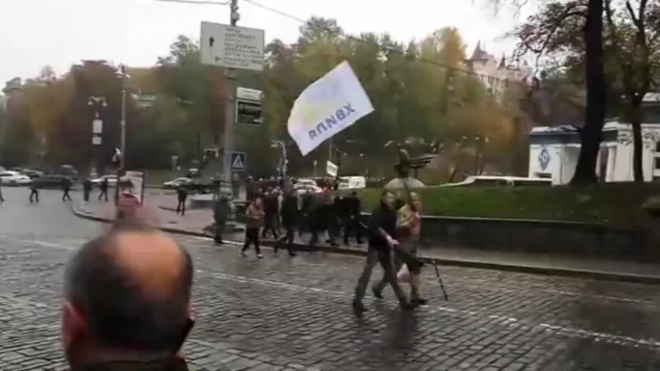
top-left (64, 220), bottom-right (193, 353)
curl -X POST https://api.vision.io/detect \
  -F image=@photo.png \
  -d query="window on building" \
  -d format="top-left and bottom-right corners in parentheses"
top-left (656, 141), bottom-right (660, 153)
top-left (655, 158), bottom-right (660, 170)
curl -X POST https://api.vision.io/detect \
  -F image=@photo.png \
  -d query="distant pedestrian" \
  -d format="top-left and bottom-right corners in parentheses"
top-left (176, 186), bottom-right (188, 216)
top-left (29, 180), bottom-right (39, 203)
top-left (262, 190), bottom-right (280, 239)
top-left (98, 177), bottom-right (109, 202)
top-left (82, 178), bottom-right (92, 202)
top-left (213, 196), bottom-right (230, 245)
top-left (309, 191), bottom-right (337, 248)
top-left (0, 177), bottom-right (4, 202)
top-left (241, 197), bottom-right (264, 259)
top-left (344, 191), bottom-right (364, 245)
top-left (275, 188), bottom-right (298, 257)
top-left (62, 177), bottom-right (72, 202)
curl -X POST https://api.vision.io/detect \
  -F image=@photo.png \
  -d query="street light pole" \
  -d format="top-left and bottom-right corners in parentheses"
top-left (119, 65), bottom-right (128, 170)
top-left (222, 0), bottom-right (239, 193)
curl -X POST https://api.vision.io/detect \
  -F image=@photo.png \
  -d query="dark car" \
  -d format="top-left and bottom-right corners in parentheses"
top-left (36, 174), bottom-right (73, 189)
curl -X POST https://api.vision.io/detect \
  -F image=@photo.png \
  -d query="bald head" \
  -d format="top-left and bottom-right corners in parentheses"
top-left (64, 220), bottom-right (193, 353)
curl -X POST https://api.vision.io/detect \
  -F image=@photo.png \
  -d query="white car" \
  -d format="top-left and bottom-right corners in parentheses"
top-left (294, 184), bottom-right (323, 195)
top-left (0, 171), bottom-right (32, 186)
top-left (91, 175), bottom-right (119, 187)
top-left (163, 177), bottom-right (191, 189)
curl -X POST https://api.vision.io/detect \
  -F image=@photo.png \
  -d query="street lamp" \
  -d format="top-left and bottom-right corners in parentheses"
top-left (271, 140), bottom-right (287, 178)
top-left (116, 65), bottom-right (131, 170)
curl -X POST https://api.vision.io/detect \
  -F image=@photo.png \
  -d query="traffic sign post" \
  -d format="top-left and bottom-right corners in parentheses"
top-left (200, 11), bottom-right (265, 189)
top-left (230, 152), bottom-right (247, 172)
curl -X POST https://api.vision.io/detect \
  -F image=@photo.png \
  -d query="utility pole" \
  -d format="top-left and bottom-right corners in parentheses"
top-left (222, 0), bottom-right (239, 194)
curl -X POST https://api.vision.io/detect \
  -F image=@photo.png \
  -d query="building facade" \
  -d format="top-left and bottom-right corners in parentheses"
top-left (528, 93), bottom-right (660, 184)
top-left (464, 42), bottom-right (533, 96)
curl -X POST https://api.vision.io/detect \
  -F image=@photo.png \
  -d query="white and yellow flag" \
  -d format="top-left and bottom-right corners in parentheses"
top-left (287, 61), bottom-right (374, 156)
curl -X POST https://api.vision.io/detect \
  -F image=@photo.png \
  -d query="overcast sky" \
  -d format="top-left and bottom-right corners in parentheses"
top-left (0, 0), bottom-right (535, 88)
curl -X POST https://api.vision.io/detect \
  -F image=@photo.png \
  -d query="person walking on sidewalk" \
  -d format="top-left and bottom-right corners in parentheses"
top-left (241, 197), bottom-right (265, 258)
top-left (344, 191), bottom-right (364, 245)
top-left (262, 190), bottom-right (280, 239)
top-left (352, 190), bottom-right (414, 315)
top-left (98, 177), bottom-right (109, 202)
top-left (275, 188), bottom-right (298, 257)
top-left (29, 179), bottom-right (40, 203)
top-left (176, 185), bottom-right (188, 216)
top-left (213, 196), bottom-right (230, 245)
top-left (82, 177), bottom-right (92, 202)
top-left (62, 177), bottom-right (73, 202)
top-left (372, 192), bottom-right (427, 306)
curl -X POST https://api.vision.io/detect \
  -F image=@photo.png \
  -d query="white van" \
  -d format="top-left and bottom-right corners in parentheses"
top-left (338, 176), bottom-right (367, 190)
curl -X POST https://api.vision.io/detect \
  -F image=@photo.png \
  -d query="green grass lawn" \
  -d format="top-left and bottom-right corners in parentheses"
top-left (358, 183), bottom-right (660, 228)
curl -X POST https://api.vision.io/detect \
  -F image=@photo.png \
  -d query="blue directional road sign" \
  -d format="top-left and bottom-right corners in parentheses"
top-left (230, 152), bottom-right (247, 171)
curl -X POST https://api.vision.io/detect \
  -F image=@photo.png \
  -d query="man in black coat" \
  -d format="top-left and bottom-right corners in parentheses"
top-left (82, 178), bottom-right (93, 202)
top-left (344, 191), bottom-right (364, 245)
top-left (0, 177), bottom-right (4, 202)
top-left (309, 191), bottom-right (337, 248)
top-left (176, 186), bottom-right (188, 216)
top-left (262, 190), bottom-right (280, 239)
top-left (62, 177), bottom-right (73, 202)
top-left (98, 177), bottom-right (109, 202)
top-left (275, 188), bottom-right (298, 256)
top-left (352, 190), bottom-right (413, 315)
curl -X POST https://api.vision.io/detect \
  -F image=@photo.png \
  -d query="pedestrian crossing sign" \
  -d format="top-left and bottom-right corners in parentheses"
top-left (230, 152), bottom-right (247, 171)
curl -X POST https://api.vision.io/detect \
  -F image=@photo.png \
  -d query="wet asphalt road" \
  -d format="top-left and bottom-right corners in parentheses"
top-left (1, 187), bottom-right (660, 370)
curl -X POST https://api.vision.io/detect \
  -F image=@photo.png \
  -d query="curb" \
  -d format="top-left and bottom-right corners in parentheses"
top-left (70, 205), bottom-right (660, 285)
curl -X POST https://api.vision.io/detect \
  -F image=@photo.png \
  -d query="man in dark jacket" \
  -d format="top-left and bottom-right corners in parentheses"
top-left (98, 177), bottom-right (109, 202)
top-left (262, 190), bottom-right (280, 239)
top-left (29, 179), bottom-right (40, 203)
top-left (82, 178), bottom-right (93, 202)
top-left (213, 197), bottom-right (230, 245)
top-left (0, 177), bottom-right (4, 202)
top-left (62, 220), bottom-right (193, 371)
top-left (176, 186), bottom-right (188, 216)
top-left (275, 188), bottom-right (298, 256)
top-left (309, 191), bottom-right (337, 248)
top-left (343, 191), bottom-right (363, 245)
top-left (62, 177), bottom-right (73, 202)
top-left (352, 190), bottom-right (413, 315)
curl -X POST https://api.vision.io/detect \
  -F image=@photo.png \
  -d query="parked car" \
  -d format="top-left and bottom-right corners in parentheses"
top-left (294, 184), bottom-right (323, 195)
top-left (163, 177), bottom-right (192, 189)
top-left (34, 174), bottom-right (73, 189)
top-left (21, 169), bottom-right (44, 179)
top-left (0, 171), bottom-right (32, 186)
top-left (92, 175), bottom-right (118, 187)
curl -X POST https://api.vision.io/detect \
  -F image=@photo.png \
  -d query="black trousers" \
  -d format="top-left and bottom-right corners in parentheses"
top-left (62, 189), bottom-right (71, 201)
top-left (98, 189), bottom-right (108, 201)
top-left (0, 188), bottom-right (3, 202)
top-left (262, 213), bottom-right (279, 239)
top-left (29, 189), bottom-right (39, 203)
top-left (214, 221), bottom-right (224, 243)
top-left (276, 224), bottom-right (296, 254)
top-left (83, 190), bottom-right (90, 202)
top-left (242, 228), bottom-right (261, 254)
top-left (176, 200), bottom-right (186, 215)
top-left (344, 217), bottom-right (363, 244)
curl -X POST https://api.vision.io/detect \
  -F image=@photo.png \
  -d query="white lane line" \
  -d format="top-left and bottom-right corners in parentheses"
top-left (193, 267), bottom-right (660, 349)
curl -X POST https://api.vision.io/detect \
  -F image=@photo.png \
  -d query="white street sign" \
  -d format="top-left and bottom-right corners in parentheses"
top-left (93, 119), bottom-right (103, 134)
top-left (326, 161), bottom-right (338, 177)
top-left (92, 135), bottom-right (102, 145)
top-left (200, 22), bottom-right (265, 71)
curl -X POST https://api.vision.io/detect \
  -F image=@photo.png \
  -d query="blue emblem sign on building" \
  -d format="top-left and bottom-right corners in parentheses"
top-left (230, 152), bottom-right (247, 171)
top-left (538, 147), bottom-right (551, 171)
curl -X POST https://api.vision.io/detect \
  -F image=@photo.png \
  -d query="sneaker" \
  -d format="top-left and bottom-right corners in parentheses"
top-left (240, 251), bottom-right (248, 257)
top-left (372, 287), bottom-right (383, 300)
top-left (352, 301), bottom-right (367, 315)
top-left (257, 254), bottom-right (264, 259)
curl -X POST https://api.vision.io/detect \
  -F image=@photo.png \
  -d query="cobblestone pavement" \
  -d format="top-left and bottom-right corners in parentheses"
top-left (2, 188), bottom-right (660, 370)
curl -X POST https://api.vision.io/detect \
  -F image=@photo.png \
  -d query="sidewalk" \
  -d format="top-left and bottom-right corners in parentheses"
top-left (71, 193), bottom-right (660, 285)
